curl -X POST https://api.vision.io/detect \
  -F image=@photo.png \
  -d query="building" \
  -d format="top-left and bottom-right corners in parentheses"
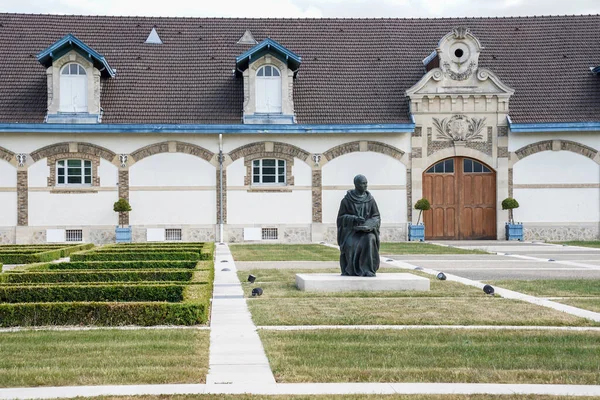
top-left (0, 13), bottom-right (598, 244)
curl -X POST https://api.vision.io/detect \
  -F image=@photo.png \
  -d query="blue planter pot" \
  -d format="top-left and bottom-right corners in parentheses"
top-left (115, 226), bottom-right (132, 243)
top-left (408, 224), bottom-right (425, 242)
top-left (505, 223), bottom-right (523, 241)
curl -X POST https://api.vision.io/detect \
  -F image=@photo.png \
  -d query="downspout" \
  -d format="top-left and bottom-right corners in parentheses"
top-left (218, 133), bottom-right (224, 244)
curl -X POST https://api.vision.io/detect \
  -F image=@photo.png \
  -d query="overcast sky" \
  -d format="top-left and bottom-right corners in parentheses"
top-left (1, 0), bottom-right (599, 18)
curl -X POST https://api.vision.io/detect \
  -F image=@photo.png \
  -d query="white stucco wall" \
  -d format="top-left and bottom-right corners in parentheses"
top-left (28, 159), bottom-right (49, 187)
top-left (99, 159), bottom-right (118, 187)
top-left (513, 151), bottom-right (600, 223)
top-left (29, 192), bottom-right (118, 226)
top-left (227, 190), bottom-right (312, 224)
top-left (0, 193), bottom-right (17, 226)
top-left (129, 191), bottom-right (216, 225)
top-left (0, 161), bottom-right (16, 187)
top-left (129, 153), bottom-right (216, 225)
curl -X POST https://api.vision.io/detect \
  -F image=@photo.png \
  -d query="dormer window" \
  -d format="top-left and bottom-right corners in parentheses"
top-left (60, 63), bottom-right (87, 112)
top-left (256, 65), bottom-right (282, 113)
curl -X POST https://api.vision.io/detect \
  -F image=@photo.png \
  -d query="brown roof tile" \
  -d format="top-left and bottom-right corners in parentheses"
top-left (0, 14), bottom-right (599, 124)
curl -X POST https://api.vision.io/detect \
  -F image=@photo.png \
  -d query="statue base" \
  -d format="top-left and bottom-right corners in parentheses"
top-left (295, 273), bottom-right (430, 292)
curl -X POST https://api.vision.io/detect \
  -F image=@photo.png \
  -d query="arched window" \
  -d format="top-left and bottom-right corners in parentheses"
top-left (60, 63), bottom-right (87, 112)
top-left (256, 65), bottom-right (282, 113)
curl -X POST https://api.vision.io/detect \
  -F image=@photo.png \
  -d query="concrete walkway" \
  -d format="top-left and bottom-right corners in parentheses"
top-left (2, 382), bottom-right (600, 399)
top-left (206, 243), bottom-right (276, 385)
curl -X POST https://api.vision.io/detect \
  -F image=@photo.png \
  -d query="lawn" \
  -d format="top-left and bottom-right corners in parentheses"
top-left (489, 279), bottom-right (600, 297)
top-left (380, 242), bottom-right (487, 255)
top-left (74, 396), bottom-right (600, 400)
top-left (551, 241), bottom-right (600, 249)
top-left (241, 269), bottom-right (595, 326)
top-left (558, 298), bottom-right (600, 313)
top-left (260, 329), bottom-right (600, 384)
top-left (0, 329), bottom-right (209, 387)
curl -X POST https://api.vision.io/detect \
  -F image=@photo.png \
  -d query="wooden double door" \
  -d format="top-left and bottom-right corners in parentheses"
top-left (422, 157), bottom-right (496, 240)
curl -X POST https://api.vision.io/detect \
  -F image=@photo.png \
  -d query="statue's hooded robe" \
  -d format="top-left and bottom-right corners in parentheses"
top-left (336, 189), bottom-right (381, 276)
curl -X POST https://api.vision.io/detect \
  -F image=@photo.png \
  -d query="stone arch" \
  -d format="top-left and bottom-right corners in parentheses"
top-left (130, 141), bottom-right (214, 163)
top-left (0, 145), bottom-right (15, 164)
top-left (322, 141), bottom-right (408, 167)
top-left (424, 146), bottom-right (495, 171)
top-left (513, 140), bottom-right (599, 164)
top-left (30, 142), bottom-right (116, 163)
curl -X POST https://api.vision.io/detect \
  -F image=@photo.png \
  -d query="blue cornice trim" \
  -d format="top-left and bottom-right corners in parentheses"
top-left (591, 66), bottom-right (600, 75)
top-left (236, 38), bottom-right (301, 71)
top-left (0, 123), bottom-right (414, 134)
top-left (37, 34), bottom-right (116, 78)
top-left (509, 121), bottom-right (600, 132)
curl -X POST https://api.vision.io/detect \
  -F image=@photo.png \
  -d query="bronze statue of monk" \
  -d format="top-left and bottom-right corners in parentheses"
top-left (336, 174), bottom-right (381, 276)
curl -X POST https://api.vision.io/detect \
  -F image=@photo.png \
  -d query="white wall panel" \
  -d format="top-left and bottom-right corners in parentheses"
top-left (323, 189), bottom-right (406, 224)
top-left (322, 152), bottom-right (406, 186)
top-left (0, 193), bottom-right (17, 226)
top-left (28, 159), bottom-right (49, 187)
top-left (227, 191), bottom-right (311, 224)
top-left (513, 151), bottom-right (600, 184)
top-left (292, 158), bottom-right (312, 186)
top-left (227, 159), bottom-right (246, 187)
top-left (99, 159), bottom-right (119, 187)
top-left (29, 192), bottom-right (118, 226)
top-left (130, 191), bottom-right (216, 225)
top-left (130, 153), bottom-right (215, 187)
top-left (0, 161), bottom-right (16, 187)
top-left (514, 188), bottom-right (599, 223)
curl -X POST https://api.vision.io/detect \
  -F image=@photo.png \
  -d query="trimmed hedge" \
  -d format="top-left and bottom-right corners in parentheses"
top-left (45, 260), bottom-right (201, 270)
top-left (0, 283), bottom-right (187, 303)
top-left (0, 301), bottom-right (207, 326)
top-left (0, 270), bottom-right (196, 284)
top-left (71, 251), bottom-right (209, 261)
top-left (0, 243), bottom-right (94, 264)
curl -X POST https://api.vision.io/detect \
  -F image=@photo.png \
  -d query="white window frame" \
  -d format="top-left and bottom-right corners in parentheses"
top-left (252, 158), bottom-right (286, 185)
top-left (56, 159), bottom-right (92, 186)
top-left (60, 63), bottom-right (87, 112)
top-left (255, 65), bottom-right (282, 113)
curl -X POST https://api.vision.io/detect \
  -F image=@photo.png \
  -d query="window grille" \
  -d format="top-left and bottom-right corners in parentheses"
top-left (65, 229), bottom-right (83, 242)
top-left (262, 227), bottom-right (278, 240)
top-left (252, 159), bottom-right (286, 184)
top-left (165, 228), bottom-right (182, 241)
top-left (57, 159), bottom-right (92, 185)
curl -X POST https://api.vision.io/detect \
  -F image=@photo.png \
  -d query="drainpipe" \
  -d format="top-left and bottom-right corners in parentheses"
top-left (218, 133), bottom-right (224, 244)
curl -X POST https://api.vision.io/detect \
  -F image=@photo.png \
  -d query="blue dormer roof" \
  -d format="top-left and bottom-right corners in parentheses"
top-left (236, 38), bottom-right (301, 72)
top-left (37, 34), bottom-right (116, 78)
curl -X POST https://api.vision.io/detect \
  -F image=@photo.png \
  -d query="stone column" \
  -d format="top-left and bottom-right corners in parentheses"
top-left (216, 168), bottom-right (227, 224)
top-left (312, 170), bottom-right (322, 223)
top-left (17, 170), bottom-right (28, 226)
top-left (118, 170), bottom-right (130, 225)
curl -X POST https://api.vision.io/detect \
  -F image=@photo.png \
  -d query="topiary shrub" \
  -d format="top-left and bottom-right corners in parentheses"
top-left (501, 197), bottom-right (520, 224)
top-left (414, 198), bottom-right (431, 225)
top-left (113, 198), bottom-right (132, 228)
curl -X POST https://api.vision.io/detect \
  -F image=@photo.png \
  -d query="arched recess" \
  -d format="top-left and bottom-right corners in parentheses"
top-left (322, 141), bottom-right (408, 167)
top-left (228, 141), bottom-right (311, 186)
top-left (424, 146), bottom-right (496, 172)
top-left (29, 142), bottom-right (117, 187)
top-left (513, 140), bottom-right (599, 164)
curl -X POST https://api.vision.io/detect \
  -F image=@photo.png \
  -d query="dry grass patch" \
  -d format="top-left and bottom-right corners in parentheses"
top-left (260, 329), bottom-right (600, 384)
top-left (552, 241), bottom-right (600, 249)
top-left (489, 279), bottom-right (600, 297)
top-left (558, 298), bottom-right (600, 313)
top-left (229, 244), bottom-right (340, 261)
top-left (83, 396), bottom-right (600, 400)
top-left (380, 243), bottom-right (487, 255)
top-left (0, 329), bottom-right (209, 387)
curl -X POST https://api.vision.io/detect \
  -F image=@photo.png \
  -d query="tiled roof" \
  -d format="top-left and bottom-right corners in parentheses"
top-left (0, 13), bottom-right (599, 124)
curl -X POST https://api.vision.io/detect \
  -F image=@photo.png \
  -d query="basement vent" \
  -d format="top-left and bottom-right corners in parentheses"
top-left (237, 30), bottom-right (257, 45)
top-left (261, 228), bottom-right (278, 240)
top-left (66, 229), bottom-right (83, 242)
top-left (145, 27), bottom-right (163, 44)
top-left (165, 228), bottom-right (182, 241)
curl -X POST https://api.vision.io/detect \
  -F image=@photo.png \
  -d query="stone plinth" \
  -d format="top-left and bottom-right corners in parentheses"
top-left (295, 273), bottom-right (430, 292)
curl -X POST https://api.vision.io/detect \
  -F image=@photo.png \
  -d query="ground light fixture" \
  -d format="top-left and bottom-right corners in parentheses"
top-left (221, 268), bottom-right (231, 272)
top-left (251, 287), bottom-right (263, 296)
top-left (248, 274), bottom-right (256, 283)
top-left (436, 272), bottom-right (447, 280)
top-left (483, 284), bottom-right (495, 295)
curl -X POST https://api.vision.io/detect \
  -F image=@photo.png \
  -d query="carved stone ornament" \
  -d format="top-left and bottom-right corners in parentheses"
top-left (442, 60), bottom-right (476, 81)
top-left (119, 154), bottom-right (128, 168)
top-left (312, 154), bottom-right (322, 166)
top-left (432, 115), bottom-right (487, 142)
top-left (16, 153), bottom-right (27, 167)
